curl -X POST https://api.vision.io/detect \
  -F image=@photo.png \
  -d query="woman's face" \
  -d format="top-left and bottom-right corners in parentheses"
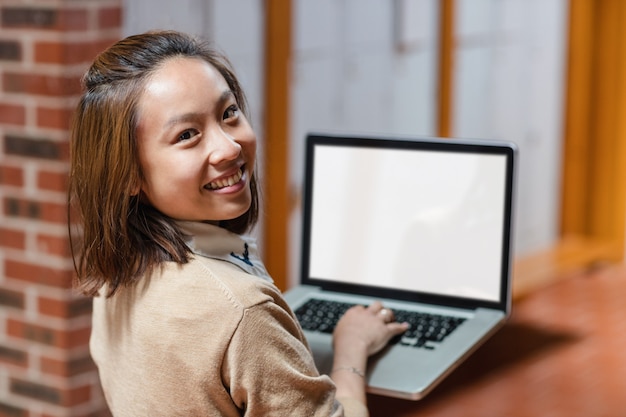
top-left (135, 57), bottom-right (256, 222)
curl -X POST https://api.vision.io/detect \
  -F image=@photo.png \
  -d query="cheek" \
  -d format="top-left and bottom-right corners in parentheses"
top-left (247, 142), bottom-right (257, 165)
top-left (141, 154), bottom-right (197, 199)
top-left (241, 131), bottom-right (257, 165)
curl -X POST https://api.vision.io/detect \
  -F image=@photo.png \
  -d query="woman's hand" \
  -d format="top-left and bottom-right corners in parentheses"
top-left (333, 301), bottom-right (409, 356)
top-left (330, 301), bottom-right (409, 404)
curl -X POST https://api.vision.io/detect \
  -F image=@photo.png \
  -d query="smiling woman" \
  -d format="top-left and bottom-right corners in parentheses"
top-left (67, 30), bottom-right (407, 417)
top-left (69, 32), bottom-right (259, 298)
top-left (135, 57), bottom-right (256, 223)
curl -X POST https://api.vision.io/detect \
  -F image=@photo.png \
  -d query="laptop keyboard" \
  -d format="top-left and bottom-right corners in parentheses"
top-left (294, 298), bottom-right (466, 350)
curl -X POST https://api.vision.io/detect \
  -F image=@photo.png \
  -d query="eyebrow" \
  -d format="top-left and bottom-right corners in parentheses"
top-left (163, 90), bottom-right (236, 128)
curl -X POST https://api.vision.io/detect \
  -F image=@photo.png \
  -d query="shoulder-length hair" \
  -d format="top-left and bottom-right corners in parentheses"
top-left (68, 30), bottom-right (259, 297)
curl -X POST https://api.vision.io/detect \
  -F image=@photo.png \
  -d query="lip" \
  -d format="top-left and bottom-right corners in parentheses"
top-left (204, 164), bottom-right (246, 191)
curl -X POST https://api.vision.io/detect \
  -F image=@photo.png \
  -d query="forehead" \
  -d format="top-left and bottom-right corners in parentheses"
top-left (137, 57), bottom-right (232, 127)
top-left (144, 57), bottom-right (227, 97)
top-left (136, 57), bottom-right (233, 139)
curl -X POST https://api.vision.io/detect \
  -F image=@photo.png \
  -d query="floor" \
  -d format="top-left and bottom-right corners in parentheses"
top-left (367, 264), bottom-right (626, 417)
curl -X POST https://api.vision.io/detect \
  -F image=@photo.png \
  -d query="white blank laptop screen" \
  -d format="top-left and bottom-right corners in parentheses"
top-left (308, 145), bottom-right (507, 302)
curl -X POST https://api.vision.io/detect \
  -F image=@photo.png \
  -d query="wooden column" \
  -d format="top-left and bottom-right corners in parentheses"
top-left (437, 0), bottom-right (455, 138)
top-left (263, 0), bottom-right (292, 291)
top-left (560, 0), bottom-right (626, 261)
top-left (515, 0), bottom-right (626, 299)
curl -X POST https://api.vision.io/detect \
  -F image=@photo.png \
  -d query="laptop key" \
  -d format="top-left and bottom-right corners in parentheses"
top-left (294, 299), bottom-right (466, 350)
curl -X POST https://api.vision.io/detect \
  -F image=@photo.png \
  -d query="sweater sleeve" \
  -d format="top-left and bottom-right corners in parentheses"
top-left (222, 298), bottom-right (369, 417)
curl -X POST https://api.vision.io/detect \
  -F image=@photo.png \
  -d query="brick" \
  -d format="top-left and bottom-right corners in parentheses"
top-left (11, 378), bottom-right (61, 405)
top-left (38, 200), bottom-right (68, 223)
top-left (5, 195), bottom-right (27, 215)
top-left (0, 227), bottom-right (26, 250)
top-left (4, 197), bottom-right (68, 223)
top-left (0, 401), bottom-right (27, 417)
top-left (0, 286), bottom-right (25, 309)
top-left (38, 295), bottom-right (92, 319)
top-left (4, 134), bottom-right (69, 160)
top-left (5, 259), bottom-right (73, 288)
top-left (5, 197), bottom-right (19, 216)
top-left (0, 344), bottom-right (28, 367)
top-left (0, 39), bottom-right (21, 61)
top-left (1, 7), bottom-right (88, 31)
top-left (35, 40), bottom-right (109, 65)
top-left (36, 105), bottom-right (73, 130)
top-left (0, 164), bottom-right (24, 186)
top-left (36, 233), bottom-right (71, 257)
top-left (3, 72), bottom-right (81, 97)
top-left (1, 7), bottom-right (57, 28)
top-left (98, 7), bottom-right (122, 29)
top-left (40, 353), bottom-right (96, 377)
top-left (57, 8), bottom-right (89, 31)
top-left (0, 102), bottom-right (26, 125)
top-left (7, 318), bottom-right (90, 349)
top-left (37, 168), bottom-right (68, 192)
top-left (7, 319), bottom-right (56, 346)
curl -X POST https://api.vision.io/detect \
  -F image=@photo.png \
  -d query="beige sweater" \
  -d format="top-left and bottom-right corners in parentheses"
top-left (90, 224), bottom-right (368, 416)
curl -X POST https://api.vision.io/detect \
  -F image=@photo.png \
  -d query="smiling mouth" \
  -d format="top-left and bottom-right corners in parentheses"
top-left (205, 167), bottom-right (244, 190)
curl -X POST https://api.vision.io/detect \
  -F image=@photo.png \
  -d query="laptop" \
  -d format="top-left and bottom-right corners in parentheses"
top-left (283, 132), bottom-right (517, 400)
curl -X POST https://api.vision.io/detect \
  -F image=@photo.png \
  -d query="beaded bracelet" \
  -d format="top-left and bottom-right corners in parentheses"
top-left (331, 366), bottom-right (365, 378)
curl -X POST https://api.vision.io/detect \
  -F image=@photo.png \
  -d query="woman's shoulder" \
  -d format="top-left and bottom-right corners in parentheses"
top-left (94, 255), bottom-right (285, 339)
top-left (146, 255), bottom-right (282, 312)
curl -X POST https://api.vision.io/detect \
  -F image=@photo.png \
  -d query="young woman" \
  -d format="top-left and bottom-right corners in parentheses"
top-left (69, 30), bottom-right (408, 416)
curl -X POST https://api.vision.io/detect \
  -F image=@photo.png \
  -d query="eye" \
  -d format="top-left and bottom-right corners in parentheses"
top-left (177, 128), bottom-right (200, 142)
top-left (223, 104), bottom-right (240, 122)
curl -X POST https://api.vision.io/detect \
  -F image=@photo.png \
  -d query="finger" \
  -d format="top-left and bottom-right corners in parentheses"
top-left (387, 321), bottom-right (410, 334)
top-left (377, 307), bottom-right (394, 323)
top-left (367, 301), bottom-right (384, 314)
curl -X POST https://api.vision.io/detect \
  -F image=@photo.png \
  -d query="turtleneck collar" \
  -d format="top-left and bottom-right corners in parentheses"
top-left (176, 221), bottom-right (273, 283)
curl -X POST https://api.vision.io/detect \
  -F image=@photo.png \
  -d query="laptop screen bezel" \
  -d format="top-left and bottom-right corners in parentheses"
top-left (299, 133), bottom-right (517, 313)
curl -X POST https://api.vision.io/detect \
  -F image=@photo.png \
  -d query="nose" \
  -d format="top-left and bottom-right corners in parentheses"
top-left (208, 130), bottom-right (242, 164)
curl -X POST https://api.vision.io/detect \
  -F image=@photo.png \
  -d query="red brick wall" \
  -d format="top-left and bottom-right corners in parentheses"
top-left (0, 1), bottom-right (121, 416)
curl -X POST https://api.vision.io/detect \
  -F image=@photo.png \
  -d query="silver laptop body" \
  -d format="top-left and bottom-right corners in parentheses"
top-left (284, 132), bottom-right (517, 400)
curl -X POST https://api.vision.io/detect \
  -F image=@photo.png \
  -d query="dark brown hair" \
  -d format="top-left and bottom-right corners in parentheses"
top-left (68, 31), bottom-right (259, 297)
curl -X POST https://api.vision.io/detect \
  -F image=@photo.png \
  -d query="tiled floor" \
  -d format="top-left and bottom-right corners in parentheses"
top-left (368, 264), bottom-right (626, 417)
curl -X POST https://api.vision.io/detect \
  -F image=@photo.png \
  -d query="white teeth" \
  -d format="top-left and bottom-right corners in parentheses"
top-left (206, 169), bottom-right (243, 190)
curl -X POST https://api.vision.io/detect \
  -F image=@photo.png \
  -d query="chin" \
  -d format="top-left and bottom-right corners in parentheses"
top-left (222, 201), bottom-right (252, 221)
